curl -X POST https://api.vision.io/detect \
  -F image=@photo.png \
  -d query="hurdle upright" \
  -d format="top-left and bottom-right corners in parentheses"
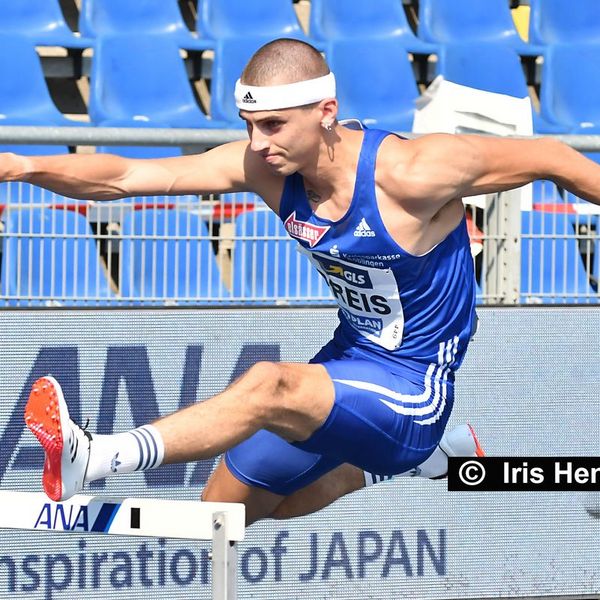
top-left (0, 490), bottom-right (245, 600)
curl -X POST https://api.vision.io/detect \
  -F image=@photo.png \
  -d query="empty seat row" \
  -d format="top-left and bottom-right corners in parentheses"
top-left (1, 206), bottom-right (597, 307)
top-left (0, 0), bottom-right (306, 49)
top-left (329, 38), bottom-right (600, 134)
top-left (1, 208), bottom-right (114, 304)
top-left (4, 31), bottom-right (600, 133)
top-left (6, 1), bottom-right (600, 51)
top-left (0, 207), bottom-right (333, 306)
top-left (517, 211), bottom-right (597, 304)
top-left (312, 0), bottom-right (600, 49)
top-left (0, 34), bottom-right (217, 129)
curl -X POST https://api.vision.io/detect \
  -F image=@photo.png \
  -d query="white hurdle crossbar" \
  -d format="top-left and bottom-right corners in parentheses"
top-left (0, 491), bottom-right (245, 600)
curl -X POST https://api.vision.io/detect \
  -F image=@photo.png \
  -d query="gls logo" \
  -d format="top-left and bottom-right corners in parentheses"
top-left (2, 343), bottom-right (280, 489)
top-left (316, 257), bottom-right (373, 289)
top-left (326, 265), bottom-right (367, 286)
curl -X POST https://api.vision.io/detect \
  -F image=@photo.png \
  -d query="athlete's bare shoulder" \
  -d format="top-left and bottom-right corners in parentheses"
top-left (375, 133), bottom-right (479, 214)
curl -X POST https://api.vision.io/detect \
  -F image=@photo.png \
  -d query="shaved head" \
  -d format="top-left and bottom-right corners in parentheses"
top-left (240, 38), bottom-right (330, 86)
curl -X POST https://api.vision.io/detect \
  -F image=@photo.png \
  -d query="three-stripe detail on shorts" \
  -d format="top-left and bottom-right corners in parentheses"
top-left (333, 337), bottom-right (459, 426)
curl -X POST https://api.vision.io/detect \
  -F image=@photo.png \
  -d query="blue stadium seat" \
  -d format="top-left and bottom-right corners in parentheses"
top-left (0, 181), bottom-right (83, 208)
top-left (435, 42), bottom-right (565, 134)
top-left (540, 43), bottom-right (600, 134)
top-left (211, 37), bottom-right (274, 128)
top-left (521, 210), bottom-right (596, 303)
top-left (326, 37), bottom-right (419, 131)
top-left (529, 0), bottom-right (600, 45)
top-left (232, 209), bottom-right (331, 302)
top-left (89, 34), bottom-right (223, 128)
top-left (0, 0), bottom-right (91, 48)
top-left (120, 209), bottom-right (228, 303)
top-left (79, 0), bottom-right (209, 49)
top-left (0, 35), bottom-right (80, 126)
top-left (309, 0), bottom-right (436, 54)
top-left (437, 42), bottom-right (528, 97)
top-left (531, 180), bottom-right (565, 205)
top-left (198, 0), bottom-right (305, 40)
top-left (96, 145), bottom-right (183, 159)
top-left (219, 192), bottom-right (260, 220)
top-left (418, 0), bottom-right (542, 54)
top-left (0, 208), bottom-right (115, 305)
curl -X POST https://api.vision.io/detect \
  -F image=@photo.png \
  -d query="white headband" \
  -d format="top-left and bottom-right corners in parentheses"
top-left (235, 72), bottom-right (336, 111)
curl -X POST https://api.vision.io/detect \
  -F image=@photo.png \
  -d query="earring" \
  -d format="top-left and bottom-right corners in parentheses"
top-left (322, 122), bottom-right (333, 132)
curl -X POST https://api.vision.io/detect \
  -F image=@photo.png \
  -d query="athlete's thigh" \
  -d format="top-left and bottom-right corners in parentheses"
top-left (205, 428), bottom-right (344, 524)
top-left (224, 428), bottom-right (343, 495)
top-left (204, 458), bottom-right (365, 525)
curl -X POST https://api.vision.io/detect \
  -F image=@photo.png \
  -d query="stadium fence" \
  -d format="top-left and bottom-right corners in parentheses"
top-left (0, 127), bottom-right (598, 307)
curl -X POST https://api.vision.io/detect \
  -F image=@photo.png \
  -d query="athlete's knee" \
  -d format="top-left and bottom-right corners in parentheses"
top-left (201, 471), bottom-right (222, 502)
top-left (241, 362), bottom-right (332, 439)
top-left (242, 362), bottom-right (289, 397)
top-left (241, 362), bottom-right (297, 413)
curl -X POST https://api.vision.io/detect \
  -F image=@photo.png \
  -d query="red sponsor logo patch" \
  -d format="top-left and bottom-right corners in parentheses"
top-left (283, 211), bottom-right (330, 247)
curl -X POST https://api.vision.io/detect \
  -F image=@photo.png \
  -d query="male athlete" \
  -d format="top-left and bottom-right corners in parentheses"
top-left (20, 39), bottom-right (599, 524)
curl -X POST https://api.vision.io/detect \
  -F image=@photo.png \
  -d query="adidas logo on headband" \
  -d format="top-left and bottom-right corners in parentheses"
top-left (235, 73), bottom-right (336, 111)
top-left (242, 92), bottom-right (256, 104)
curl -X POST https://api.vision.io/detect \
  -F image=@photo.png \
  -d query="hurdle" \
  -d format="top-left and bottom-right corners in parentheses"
top-left (0, 490), bottom-right (245, 600)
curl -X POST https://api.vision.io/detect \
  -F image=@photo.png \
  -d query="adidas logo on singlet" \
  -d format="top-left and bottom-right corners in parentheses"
top-left (353, 217), bottom-right (376, 237)
top-left (242, 91), bottom-right (256, 104)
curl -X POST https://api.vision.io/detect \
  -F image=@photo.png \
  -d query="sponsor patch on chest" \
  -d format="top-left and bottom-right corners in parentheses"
top-left (284, 211), bottom-right (330, 247)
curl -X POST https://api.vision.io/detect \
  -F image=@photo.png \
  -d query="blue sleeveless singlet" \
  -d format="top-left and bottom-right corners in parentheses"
top-left (279, 127), bottom-right (477, 372)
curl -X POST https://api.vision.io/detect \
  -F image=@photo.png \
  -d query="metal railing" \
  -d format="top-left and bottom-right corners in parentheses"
top-left (0, 128), bottom-right (598, 307)
top-left (476, 185), bottom-right (599, 304)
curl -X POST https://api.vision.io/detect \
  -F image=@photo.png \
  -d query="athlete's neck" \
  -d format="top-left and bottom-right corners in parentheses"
top-left (300, 126), bottom-right (364, 206)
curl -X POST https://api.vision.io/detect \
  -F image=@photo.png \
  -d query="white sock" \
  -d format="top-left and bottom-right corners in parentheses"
top-left (363, 446), bottom-right (449, 487)
top-left (395, 446), bottom-right (448, 479)
top-left (85, 424), bottom-right (165, 483)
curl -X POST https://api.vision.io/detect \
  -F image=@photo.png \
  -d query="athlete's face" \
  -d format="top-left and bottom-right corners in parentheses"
top-left (239, 105), bottom-right (325, 175)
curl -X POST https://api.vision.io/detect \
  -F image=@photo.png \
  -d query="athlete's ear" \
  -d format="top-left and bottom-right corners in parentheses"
top-left (319, 98), bottom-right (338, 129)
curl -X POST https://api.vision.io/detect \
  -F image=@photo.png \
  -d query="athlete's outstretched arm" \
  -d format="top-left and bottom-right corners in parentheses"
top-left (398, 134), bottom-right (600, 209)
top-left (0, 140), bottom-right (275, 201)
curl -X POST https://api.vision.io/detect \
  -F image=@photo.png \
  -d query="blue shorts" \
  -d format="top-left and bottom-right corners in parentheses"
top-left (225, 341), bottom-right (454, 495)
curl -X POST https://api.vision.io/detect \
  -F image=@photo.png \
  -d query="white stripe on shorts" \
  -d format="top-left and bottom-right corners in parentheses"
top-left (334, 338), bottom-right (458, 425)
